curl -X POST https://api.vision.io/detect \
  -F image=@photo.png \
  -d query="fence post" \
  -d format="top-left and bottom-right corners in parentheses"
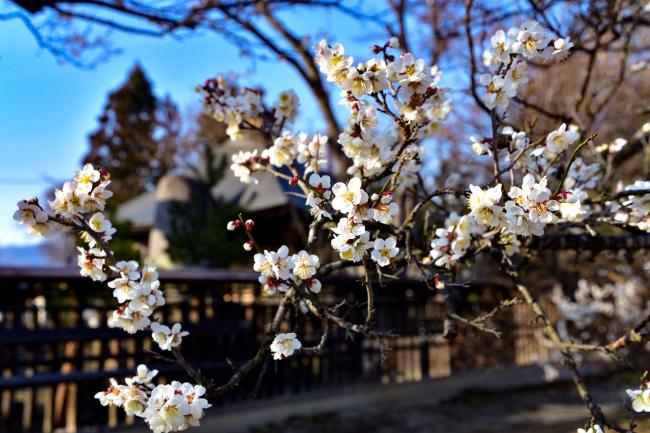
top-left (419, 335), bottom-right (429, 380)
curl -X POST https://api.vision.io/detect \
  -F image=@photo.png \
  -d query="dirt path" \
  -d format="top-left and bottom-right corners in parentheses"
top-left (243, 378), bottom-right (649, 433)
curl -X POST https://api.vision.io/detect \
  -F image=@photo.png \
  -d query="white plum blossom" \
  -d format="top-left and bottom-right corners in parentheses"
top-left (471, 136), bottom-right (492, 156)
top-left (143, 382), bottom-right (210, 432)
top-left (150, 322), bottom-right (189, 351)
top-left (338, 231), bottom-right (371, 262)
top-left (331, 217), bottom-right (366, 253)
top-left (480, 74), bottom-right (516, 109)
top-left (552, 37), bottom-right (573, 62)
top-left (614, 181), bottom-right (650, 232)
top-left (484, 29), bottom-right (513, 66)
top-left (306, 173), bottom-right (332, 220)
top-left (297, 133), bottom-right (328, 174)
top-left (110, 305), bottom-right (151, 334)
top-left (74, 163), bottom-right (101, 193)
top-left (342, 66), bottom-right (374, 96)
top-left (331, 177), bottom-right (368, 214)
top-left (132, 364), bottom-right (158, 385)
top-left (254, 245), bottom-right (294, 281)
top-left (511, 20), bottom-right (550, 59)
top-left (77, 247), bottom-right (107, 282)
top-left (291, 250), bottom-right (320, 280)
top-left (273, 90), bottom-right (299, 125)
top-left (536, 123), bottom-right (579, 157)
top-left (270, 333), bottom-right (302, 360)
top-left (88, 212), bottom-right (116, 241)
top-left (108, 276), bottom-right (138, 303)
top-left (263, 131), bottom-right (298, 167)
top-left (304, 278), bottom-right (322, 294)
top-left (112, 260), bottom-right (140, 280)
top-left (370, 192), bottom-right (399, 224)
top-left (258, 275), bottom-right (290, 295)
top-left (94, 378), bottom-right (125, 408)
top-left (13, 200), bottom-right (53, 236)
top-left (314, 40), bottom-right (353, 85)
top-left (564, 157), bottom-right (602, 190)
top-left (505, 174), bottom-right (559, 236)
top-left (15, 28), bottom-right (644, 433)
top-left (577, 426), bottom-right (604, 433)
top-left (558, 189), bottom-right (588, 221)
top-left (371, 236), bottom-right (399, 267)
top-left (430, 214), bottom-right (480, 267)
top-left (121, 378), bottom-right (149, 416)
top-left (230, 150), bottom-right (266, 184)
top-left (506, 60), bottom-right (529, 86)
top-left (627, 388), bottom-right (650, 412)
top-left (467, 184), bottom-right (504, 227)
top-left (199, 77), bottom-right (266, 141)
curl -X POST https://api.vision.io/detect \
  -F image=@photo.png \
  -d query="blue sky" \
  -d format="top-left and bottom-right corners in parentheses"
top-left (0, 7), bottom-right (376, 247)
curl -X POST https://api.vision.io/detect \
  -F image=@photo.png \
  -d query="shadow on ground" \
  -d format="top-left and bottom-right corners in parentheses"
top-left (246, 373), bottom-right (650, 433)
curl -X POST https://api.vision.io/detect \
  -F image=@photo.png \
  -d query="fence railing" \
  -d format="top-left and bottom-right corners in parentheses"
top-left (0, 267), bottom-right (550, 433)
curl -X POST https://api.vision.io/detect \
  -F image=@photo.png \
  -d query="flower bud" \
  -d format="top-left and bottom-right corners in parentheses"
top-left (98, 167), bottom-right (110, 180)
top-left (227, 220), bottom-right (240, 231)
top-left (245, 219), bottom-right (254, 231)
top-left (434, 275), bottom-right (445, 290)
top-left (243, 240), bottom-right (255, 251)
top-left (289, 176), bottom-right (299, 186)
top-left (388, 37), bottom-right (400, 48)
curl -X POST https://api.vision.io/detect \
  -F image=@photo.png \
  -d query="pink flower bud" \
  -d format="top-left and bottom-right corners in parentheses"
top-left (227, 220), bottom-right (240, 231)
top-left (289, 176), bottom-right (299, 186)
top-left (245, 219), bottom-right (254, 231)
top-left (243, 240), bottom-right (255, 251)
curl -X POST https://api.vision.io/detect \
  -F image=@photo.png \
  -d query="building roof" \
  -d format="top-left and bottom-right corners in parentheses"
top-left (116, 134), bottom-right (301, 228)
top-left (116, 190), bottom-right (156, 229)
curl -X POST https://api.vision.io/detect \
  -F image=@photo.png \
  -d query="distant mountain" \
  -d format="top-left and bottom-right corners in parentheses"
top-left (0, 244), bottom-right (65, 267)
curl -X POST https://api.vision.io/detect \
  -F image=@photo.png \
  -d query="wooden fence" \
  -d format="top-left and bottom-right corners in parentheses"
top-left (0, 267), bottom-right (550, 433)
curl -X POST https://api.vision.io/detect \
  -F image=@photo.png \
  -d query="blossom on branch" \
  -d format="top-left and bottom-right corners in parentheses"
top-left (270, 333), bottom-right (302, 360)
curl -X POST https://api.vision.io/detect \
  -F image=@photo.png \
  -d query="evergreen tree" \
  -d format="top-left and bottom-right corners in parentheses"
top-left (83, 64), bottom-right (181, 203)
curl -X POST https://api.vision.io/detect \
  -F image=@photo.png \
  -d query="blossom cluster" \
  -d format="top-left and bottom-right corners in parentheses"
top-left (430, 174), bottom-right (567, 267)
top-left (107, 261), bottom-right (165, 334)
top-left (254, 245), bottom-right (322, 295)
top-left (429, 213), bottom-right (483, 268)
top-left (95, 365), bottom-right (211, 433)
top-left (551, 278), bottom-right (650, 332)
top-left (229, 130), bottom-right (328, 185)
top-left (315, 38), bottom-right (449, 179)
top-left (481, 21), bottom-right (573, 109)
top-left (14, 164), bottom-right (209, 431)
top-left (199, 77), bottom-right (298, 142)
top-left (612, 181), bottom-right (650, 232)
top-left (328, 177), bottom-right (400, 265)
top-left (13, 164), bottom-right (113, 237)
